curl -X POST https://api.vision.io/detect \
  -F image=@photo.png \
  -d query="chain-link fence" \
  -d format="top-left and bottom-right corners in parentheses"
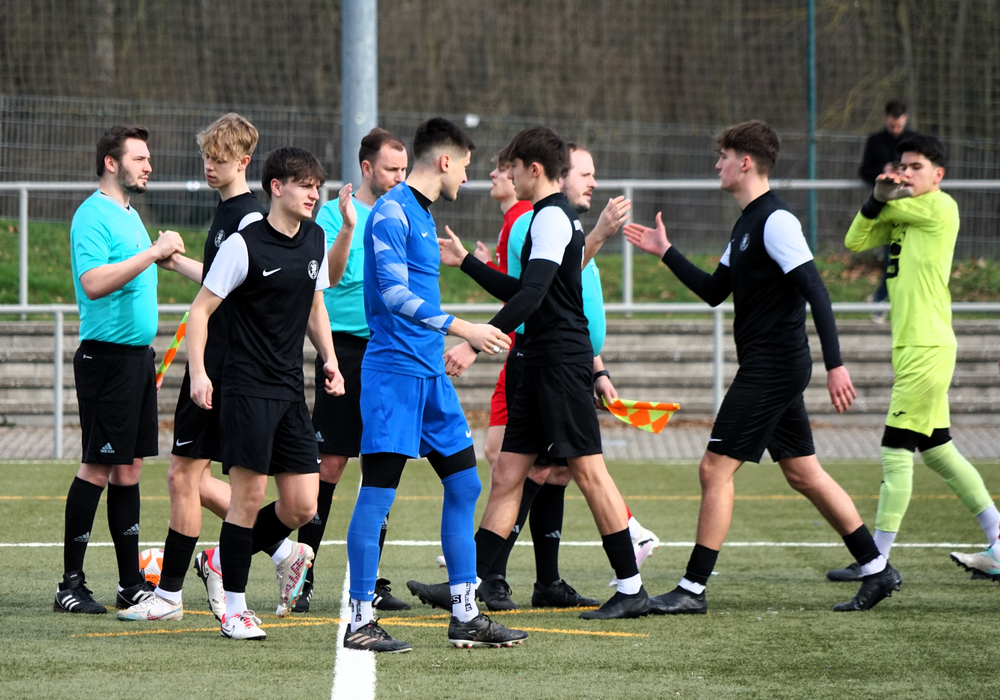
top-left (1, 1), bottom-right (998, 256)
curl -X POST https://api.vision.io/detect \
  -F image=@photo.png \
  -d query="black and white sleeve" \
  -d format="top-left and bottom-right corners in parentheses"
top-left (661, 243), bottom-right (732, 306)
top-left (203, 233), bottom-right (249, 299)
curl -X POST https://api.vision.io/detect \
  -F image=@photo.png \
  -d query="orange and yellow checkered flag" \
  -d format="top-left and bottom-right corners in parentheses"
top-left (602, 398), bottom-right (680, 434)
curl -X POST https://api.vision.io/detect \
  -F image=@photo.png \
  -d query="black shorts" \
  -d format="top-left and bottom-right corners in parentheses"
top-left (74, 340), bottom-right (158, 464)
top-left (220, 394), bottom-right (320, 476)
top-left (707, 364), bottom-right (815, 463)
top-left (312, 333), bottom-right (367, 457)
top-left (171, 365), bottom-right (222, 462)
top-left (503, 360), bottom-right (603, 460)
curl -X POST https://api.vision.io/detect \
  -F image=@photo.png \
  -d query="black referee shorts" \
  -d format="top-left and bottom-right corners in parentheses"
top-left (220, 394), bottom-right (320, 476)
top-left (503, 359), bottom-right (603, 461)
top-left (74, 340), bottom-right (158, 464)
top-left (707, 364), bottom-right (815, 464)
top-left (312, 333), bottom-right (367, 458)
top-left (171, 365), bottom-right (223, 462)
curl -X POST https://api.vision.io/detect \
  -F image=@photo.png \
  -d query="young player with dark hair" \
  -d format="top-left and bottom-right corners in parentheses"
top-left (833, 133), bottom-right (1000, 582)
top-left (435, 126), bottom-right (651, 621)
top-left (184, 146), bottom-right (345, 640)
top-left (342, 117), bottom-right (525, 653)
top-left (411, 143), bottom-right (648, 611)
top-left (294, 127), bottom-right (410, 613)
top-left (624, 119), bottom-right (900, 614)
top-left (56, 125), bottom-right (191, 615)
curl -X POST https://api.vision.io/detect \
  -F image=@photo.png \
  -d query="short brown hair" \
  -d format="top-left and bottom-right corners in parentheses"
top-left (96, 125), bottom-right (149, 177)
top-left (412, 117), bottom-right (476, 162)
top-left (197, 113), bottom-right (259, 163)
top-left (261, 147), bottom-right (326, 197)
top-left (499, 126), bottom-right (569, 180)
top-left (358, 127), bottom-right (405, 167)
top-left (716, 120), bottom-right (780, 175)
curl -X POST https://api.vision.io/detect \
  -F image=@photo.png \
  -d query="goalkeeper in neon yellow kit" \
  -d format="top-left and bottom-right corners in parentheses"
top-left (828, 133), bottom-right (1000, 582)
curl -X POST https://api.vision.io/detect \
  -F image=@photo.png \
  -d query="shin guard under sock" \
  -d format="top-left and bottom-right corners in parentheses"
top-left (158, 527), bottom-right (199, 593)
top-left (298, 479), bottom-right (337, 582)
top-left (490, 479), bottom-right (541, 578)
top-left (922, 442), bottom-right (994, 516)
top-left (602, 528), bottom-right (639, 582)
top-left (529, 483), bottom-right (566, 586)
top-left (875, 447), bottom-right (915, 534)
top-left (346, 486), bottom-right (396, 600)
top-left (251, 501), bottom-right (293, 555)
top-left (63, 477), bottom-right (104, 574)
top-left (475, 528), bottom-right (508, 582)
top-left (107, 483), bottom-right (143, 587)
top-left (441, 468), bottom-right (482, 585)
top-left (219, 522), bottom-right (253, 594)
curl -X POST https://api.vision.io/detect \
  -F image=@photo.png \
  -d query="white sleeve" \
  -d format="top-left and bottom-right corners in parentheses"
top-left (315, 248), bottom-right (330, 291)
top-left (763, 210), bottom-right (813, 273)
top-left (527, 207), bottom-right (574, 264)
top-left (203, 233), bottom-right (249, 298)
top-left (237, 211), bottom-right (264, 231)
top-left (719, 242), bottom-right (732, 267)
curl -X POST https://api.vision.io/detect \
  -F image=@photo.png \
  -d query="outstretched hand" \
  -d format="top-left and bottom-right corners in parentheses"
top-left (592, 195), bottom-right (632, 241)
top-left (873, 174), bottom-right (913, 203)
top-left (438, 226), bottom-right (469, 268)
top-left (473, 241), bottom-right (492, 264)
top-left (338, 183), bottom-right (357, 229)
top-left (622, 211), bottom-right (670, 257)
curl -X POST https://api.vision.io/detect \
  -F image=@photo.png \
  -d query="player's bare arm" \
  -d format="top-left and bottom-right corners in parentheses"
top-left (327, 183), bottom-right (357, 286)
top-left (593, 354), bottom-right (618, 404)
top-left (446, 318), bottom-right (509, 356)
top-left (306, 290), bottom-right (345, 395)
top-left (156, 231), bottom-right (204, 283)
top-left (186, 285), bottom-right (224, 410)
top-left (79, 229), bottom-right (184, 299)
top-left (622, 211), bottom-right (671, 258)
top-left (583, 195), bottom-right (632, 265)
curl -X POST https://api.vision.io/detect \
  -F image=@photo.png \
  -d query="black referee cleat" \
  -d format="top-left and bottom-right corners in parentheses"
top-left (579, 587), bottom-right (650, 619)
top-left (406, 579), bottom-right (452, 610)
top-left (54, 570), bottom-right (107, 614)
top-left (477, 574), bottom-right (519, 611)
top-left (832, 563), bottom-right (902, 612)
top-left (531, 579), bottom-right (599, 608)
top-left (448, 613), bottom-right (527, 648)
top-left (374, 578), bottom-right (411, 611)
top-left (343, 620), bottom-right (413, 653)
top-left (116, 580), bottom-right (155, 610)
top-left (826, 561), bottom-right (863, 582)
top-left (648, 586), bottom-right (708, 615)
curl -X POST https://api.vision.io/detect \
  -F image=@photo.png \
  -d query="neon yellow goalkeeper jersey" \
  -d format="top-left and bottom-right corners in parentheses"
top-left (845, 189), bottom-right (958, 348)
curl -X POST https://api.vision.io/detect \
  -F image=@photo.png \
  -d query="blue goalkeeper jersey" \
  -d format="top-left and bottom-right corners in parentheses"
top-left (361, 182), bottom-right (455, 378)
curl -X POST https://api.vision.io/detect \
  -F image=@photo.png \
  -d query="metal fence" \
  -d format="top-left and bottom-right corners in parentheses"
top-left (5, 301), bottom-right (1000, 460)
top-left (3, 178), bottom-right (1000, 310)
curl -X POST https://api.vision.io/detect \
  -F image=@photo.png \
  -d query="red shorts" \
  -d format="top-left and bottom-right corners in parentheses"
top-left (489, 363), bottom-right (508, 427)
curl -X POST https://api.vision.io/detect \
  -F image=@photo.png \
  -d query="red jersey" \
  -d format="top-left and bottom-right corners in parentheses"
top-left (491, 200), bottom-right (534, 273)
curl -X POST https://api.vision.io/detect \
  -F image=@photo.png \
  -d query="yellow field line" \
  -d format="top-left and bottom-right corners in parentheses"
top-left (71, 607), bottom-right (647, 639)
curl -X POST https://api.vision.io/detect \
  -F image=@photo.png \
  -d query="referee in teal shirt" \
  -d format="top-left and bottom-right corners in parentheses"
top-left (56, 125), bottom-right (200, 616)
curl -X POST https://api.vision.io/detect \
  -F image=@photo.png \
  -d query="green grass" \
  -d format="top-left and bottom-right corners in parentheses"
top-left (1, 458), bottom-right (999, 699)
top-left (4, 218), bottom-right (999, 306)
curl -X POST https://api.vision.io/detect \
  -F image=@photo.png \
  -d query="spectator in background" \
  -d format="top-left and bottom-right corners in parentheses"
top-left (859, 100), bottom-right (914, 316)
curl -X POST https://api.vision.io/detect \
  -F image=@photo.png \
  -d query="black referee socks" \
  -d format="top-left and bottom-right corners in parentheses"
top-left (63, 476), bottom-right (104, 574)
top-left (107, 482), bottom-right (143, 588)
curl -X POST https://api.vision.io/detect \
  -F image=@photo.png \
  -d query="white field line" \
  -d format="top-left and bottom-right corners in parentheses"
top-left (0, 540), bottom-right (983, 549)
top-left (330, 476), bottom-right (376, 700)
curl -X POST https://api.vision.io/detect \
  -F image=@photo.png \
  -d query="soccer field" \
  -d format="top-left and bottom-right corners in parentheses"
top-left (2, 458), bottom-right (998, 700)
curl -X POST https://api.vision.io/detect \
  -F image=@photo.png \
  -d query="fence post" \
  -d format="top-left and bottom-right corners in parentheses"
top-left (712, 305), bottom-right (724, 415)
top-left (622, 186), bottom-right (634, 317)
top-left (54, 310), bottom-right (63, 459)
top-left (20, 187), bottom-right (29, 317)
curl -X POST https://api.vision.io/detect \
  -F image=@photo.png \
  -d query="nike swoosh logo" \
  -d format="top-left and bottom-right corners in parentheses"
top-left (175, 440), bottom-right (193, 447)
top-left (263, 268), bottom-right (281, 276)
top-left (465, 429), bottom-right (472, 438)
top-left (82, 355), bottom-right (92, 359)
top-left (421, 232), bottom-right (428, 237)
top-left (708, 438), bottom-right (722, 442)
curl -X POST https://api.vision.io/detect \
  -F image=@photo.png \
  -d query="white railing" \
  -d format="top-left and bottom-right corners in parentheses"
top-left (5, 178), bottom-right (1000, 311)
top-left (4, 301), bottom-right (1000, 459)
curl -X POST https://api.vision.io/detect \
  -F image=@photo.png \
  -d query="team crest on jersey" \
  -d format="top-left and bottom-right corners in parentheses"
top-left (307, 260), bottom-right (319, 279)
top-left (214, 230), bottom-right (225, 247)
top-left (739, 233), bottom-right (750, 251)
